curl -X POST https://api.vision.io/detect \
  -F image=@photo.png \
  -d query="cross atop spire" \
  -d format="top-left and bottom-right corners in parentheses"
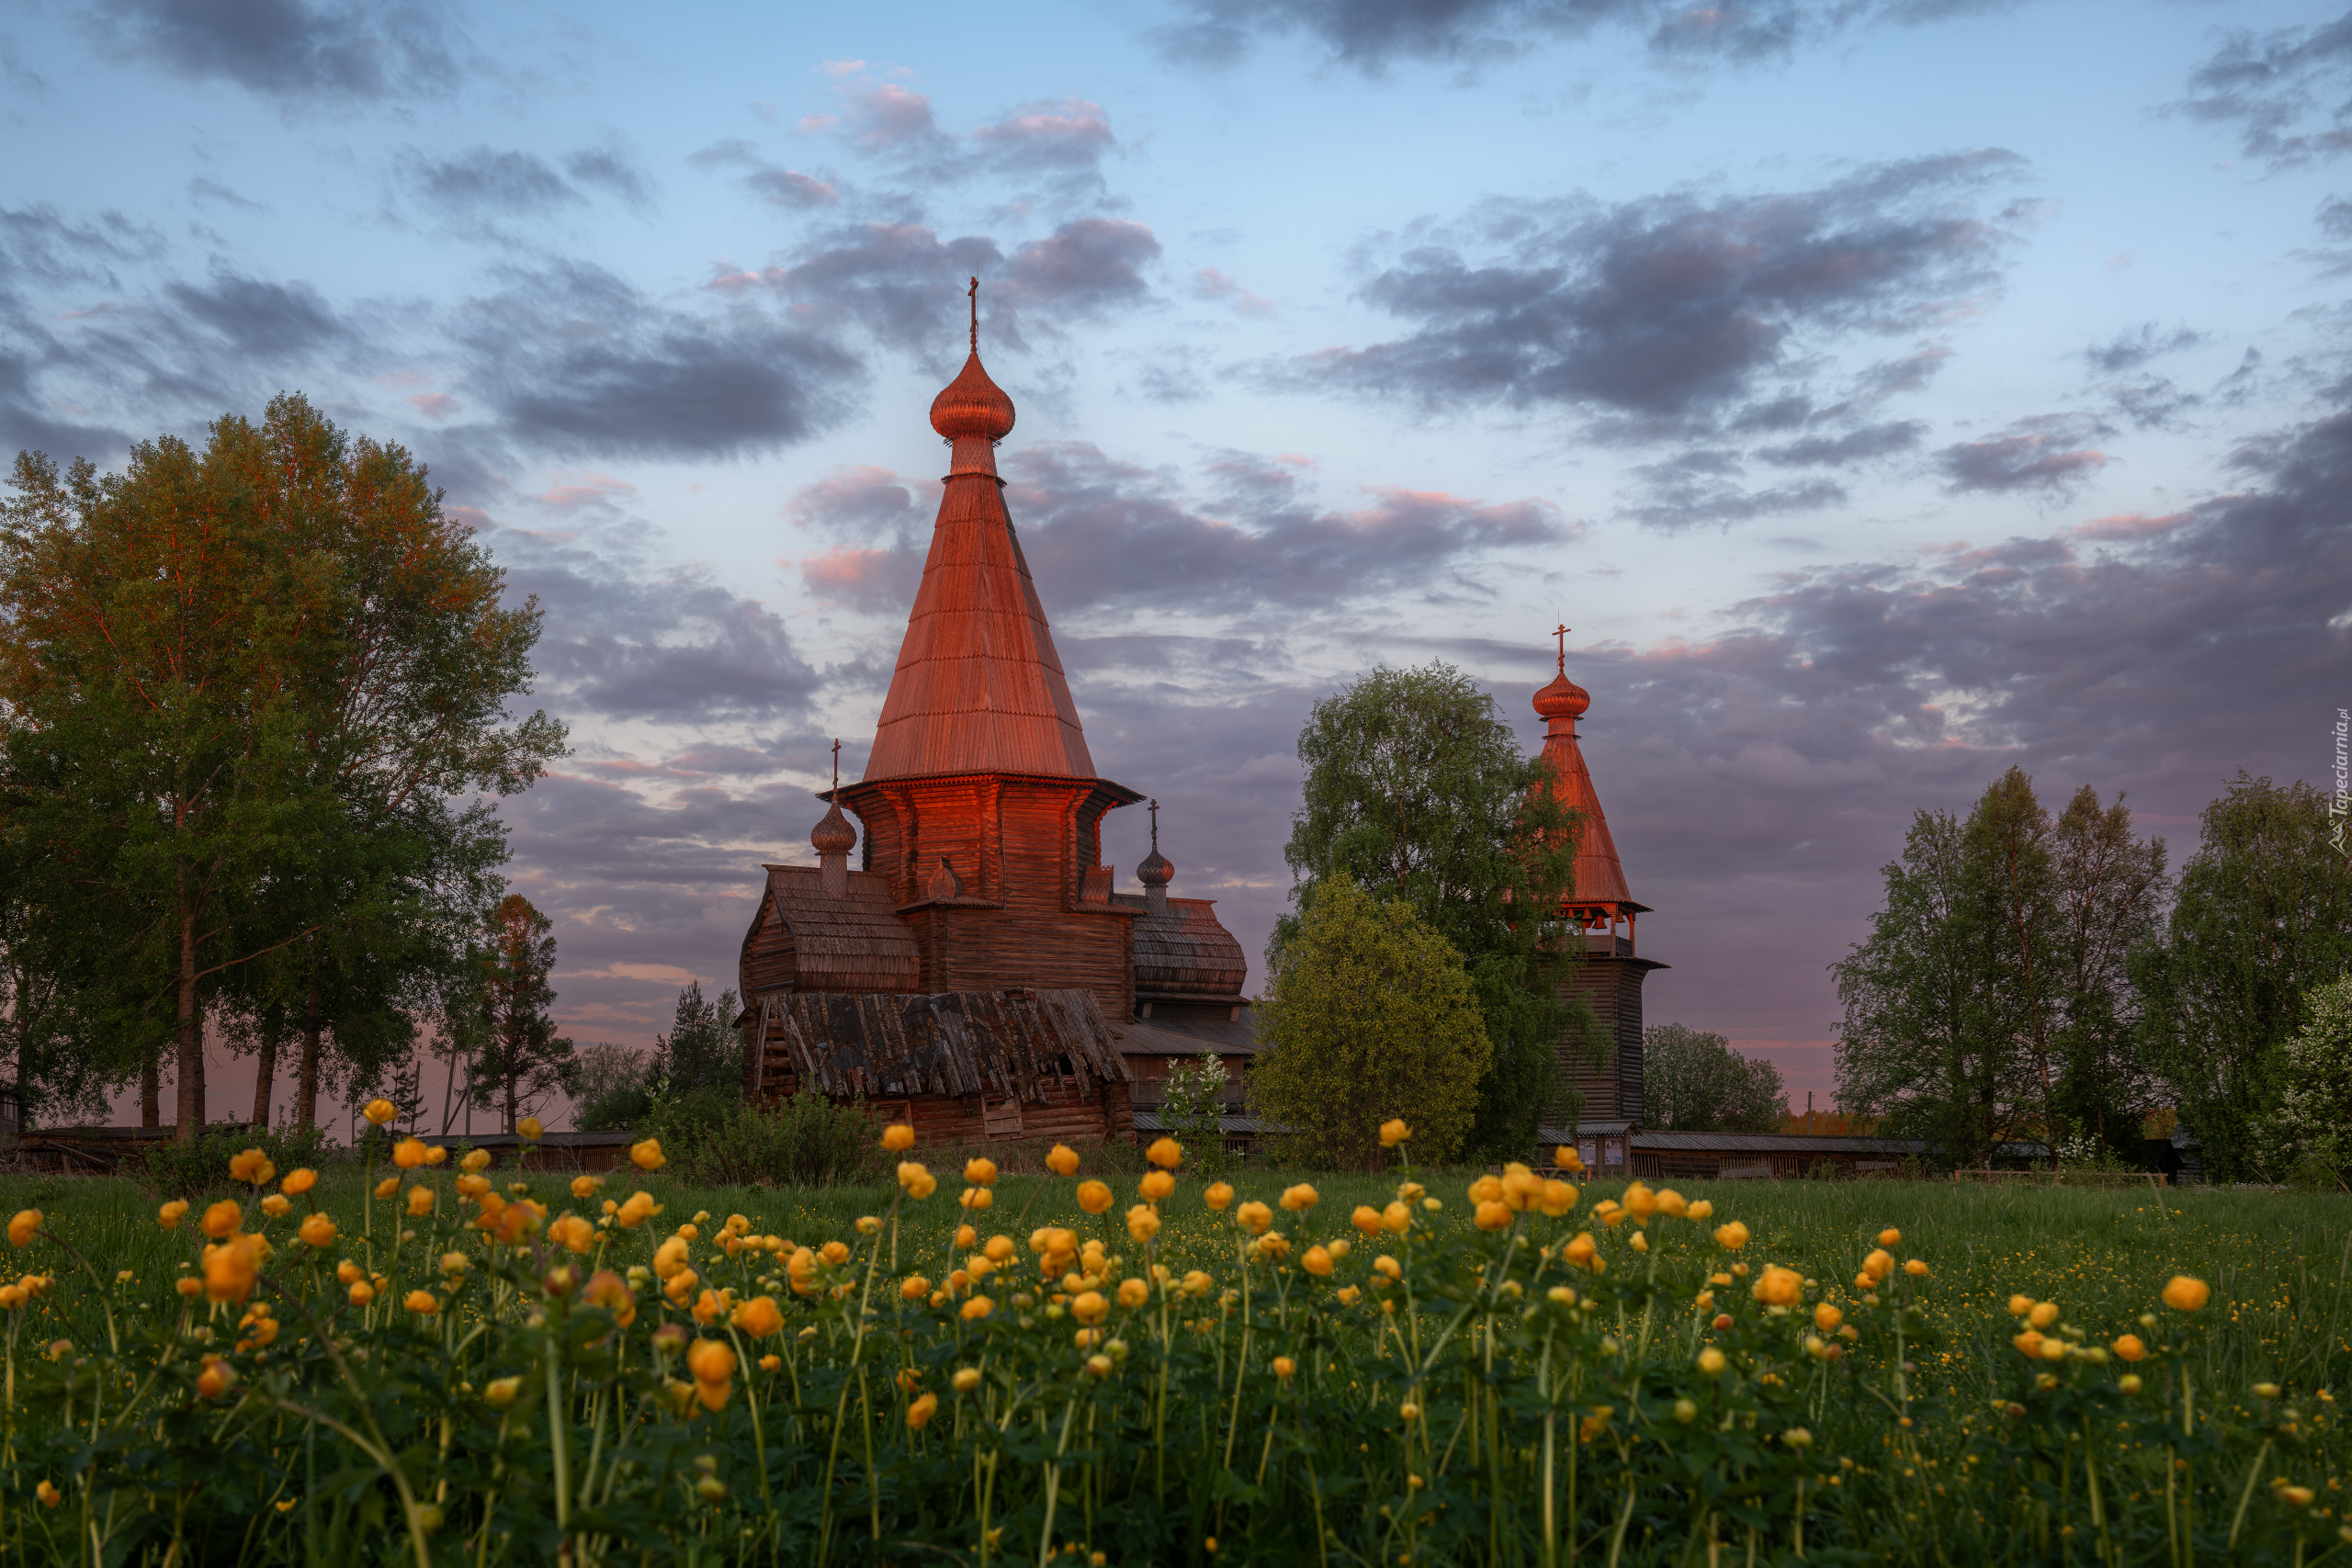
top-left (831, 737), bottom-right (841, 792)
top-left (1555, 623), bottom-right (1569, 675)
top-left (1148, 797), bottom-right (1159, 852)
top-left (968, 276), bottom-right (978, 353)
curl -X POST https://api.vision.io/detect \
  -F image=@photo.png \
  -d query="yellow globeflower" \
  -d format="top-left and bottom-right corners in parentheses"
top-left (548, 1214), bottom-right (596, 1255)
top-left (1379, 1119), bottom-right (1410, 1147)
top-left (1280, 1183), bottom-right (1318, 1213)
top-left (1118, 1277), bottom-right (1150, 1308)
top-left (960, 1295), bottom-right (994, 1321)
top-left (460, 1148), bottom-right (493, 1173)
top-left (1126, 1204), bottom-right (1162, 1244)
top-left (2162, 1275), bottom-right (2211, 1312)
top-left (1474, 1201), bottom-right (1513, 1233)
top-left (1076, 1180), bottom-right (1114, 1215)
top-left (1654, 1188), bottom-right (1688, 1218)
top-left (1860, 1248), bottom-right (1894, 1280)
top-left (202, 1238), bottom-right (259, 1303)
top-left (2007, 1293), bottom-right (2035, 1317)
top-left (965, 1157), bottom-right (999, 1187)
top-left (34, 1480), bottom-right (60, 1508)
top-left (1698, 1347), bottom-right (1727, 1376)
top-left (261, 1194), bottom-right (292, 1218)
top-left (5, 1211), bottom-right (39, 1248)
top-left (518, 1117), bottom-right (543, 1141)
top-left (196, 1358), bottom-right (235, 1400)
top-left (880, 1123), bottom-right (916, 1152)
top-left (281, 1168), bottom-right (317, 1196)
top-left (907, 1392), bottom-right (940, 1429)
top-left (1235, 1201), bottom-right (1273, 1235)
top-left (1537, 1180), bottom-right (1577, 1218)
top-left (2112, 1334), bottom-right (2146, 1361)
top-left (363, 1099), bottom-right (397, 1126)
top-left (2028, 1301), bottom-right (2059, 1329)
top-left (157, 1201), bottom-right (189, 1232)
top-left (952, 1367), bottom-right (983, 1393)
top-left (1685, 1200), bottom-right (1713, 1221)
top-left (1046, 1144), bottom-right (1081, 1177)
top-left (1204, 1181), bottom-right (1235, 1212)
top-left (1072, 1290), bottom-right (1110, 1325)
top-left (1351, 1205), bottom-right (1385, 1236)
top-left (616, 1190), bottom-right (661, 1228)
top-left (1877, 1227), bottom-right (1902, 1247)
top-left (629, 1138), bottom-right (665, 1171)
top-left (1622, 1181), bottom-right (1657, 1219)
top-left (1813, 1303), bottom-right (1844, 1332)
top-left (1146, 1137), bottom-right (1183, 1170)
top-left (1751, 1265), bottom-right (1802, 1307)
top-left (484, 1376), bottom-right (524, 1407)
top-left (1553, 1145), bottom-right (1584, 1172)
top-left (372, 1177), bottom-right (399, 1201)
top-left (571, 1175), bottom-right (602, 1200)
top-left (899, 1274), bottom-right (930, 1302)
top-left (229, 1149), bottom-right (277, 1185)
top-left (405, 1186), bottom-right (435, 1219)
top-left (1382, 1201), bottom-right (1411, 1234)
top-left (1139, 1170), bottom-right (1175, 1201)
top-left (1301, 1245), bottom-right (1334, 1277)
top-left (391, 1138), bottom-right (427, 1170)
top-left (1903, 1258), bottom-right (1929, 1278)
top-left (1713, 1221), bottom-right (1749, 1252)
top-left (404, 1290), bottom-right (440, 1315)
top-left (200, 1201), bottom-right (243, 1240)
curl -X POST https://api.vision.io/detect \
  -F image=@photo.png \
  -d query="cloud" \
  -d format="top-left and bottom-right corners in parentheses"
top-left (454, 261), bottom-right (863, 460)
top-left (1194, 266), bottom-right (1274, 316)
top-left (1937, 412), bottom-right (2111, 494)
top-left (687, 139), bottom-right (839, 209)
top-left (1621, 449), bottom-right (1847, 530)
top-left (838, 84), bottom-right (945, 155)
top-left (1753, 419), bottom-right (1928, 467)
top-left (398, 144), bottom-right (655, 239)
top-left (2083, 321), bottom-right (2206, 375)
top-left (162, 271), bottom-right (345, 358)
top-left (187, 176), bottom-right (265, 212)
top-left (1152, 0), bottom-right (1996, 74)
top-left (1292, 152), bottom-right (2021, 437)
top-left (2174, 9), bottom-right (2352, 167)
top-left (87, 0), bottom-right (461, 104)
top-left (970, 99), bottom-right (1115, 173)
top-left (1000, 220), bottom-right (1160, 315)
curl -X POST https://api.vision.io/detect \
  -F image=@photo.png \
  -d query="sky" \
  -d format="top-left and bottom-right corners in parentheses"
top-left (4, 0), bottom-right (2349, 1130)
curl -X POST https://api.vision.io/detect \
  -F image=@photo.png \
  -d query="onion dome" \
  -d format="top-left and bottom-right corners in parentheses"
top-left (810, 799), bottom-right (855, 857)
top-left (930, 352), bottom-right (1015, 442)
top-left (1532, 669), bottom-right (1589, 726)
top-left (1136, 844), bottom-right (1173, 888)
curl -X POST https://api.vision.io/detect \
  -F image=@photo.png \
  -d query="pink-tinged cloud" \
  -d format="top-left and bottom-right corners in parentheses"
top-left (2071, 510), bottom-right (2192, 540)
top-left (819, 59), bottom-right (866, 79)
top-left (971, 98), bottom-right (1114, 168)
top-left (797, 543), bottom-right (920, 613)
top-left (841, 85), bottom-right (937, 152)
top-left (1939, 414), bottom-right (2114, 495)
top-left (538, 472), bottom-right (639, 508)
top-left (748, 168), bottom-right (838, 208)
top-left (1194, 266), bottom-right (1273, 316)
top-left (408, 391), bottom-right (457, 418)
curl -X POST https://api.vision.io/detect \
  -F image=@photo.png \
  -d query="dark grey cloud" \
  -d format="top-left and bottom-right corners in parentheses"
top-left (1153, 0), bottom-right (2005, 74)
top-left (751, 218), bottom-right (1159, 360)
top-left (2084, 321), bottom-right (2206, 376)
top-left (1937, 412), bottom-right (2111, 494)
top-left (1293, 152), bottom-right (2020, 437)
top-left (88, 0), bottom-right (460, 104)
top-left (1622, 449), bottom-right (1846, 529)
top-left (2174, 9), bottom-right (2352, 168)
top-left (786, 442), bottom-right (1572, 616)
top-left (398, 144), bottom-right (654, 242)
top-left (455, 261), bottom-right (862, 460)
top-left (187, 177), bottom-right (265, 213)
top-left (1754, 419), bottom-right (1927, 467)
top-left (163, 272), bottom-right (344, 358)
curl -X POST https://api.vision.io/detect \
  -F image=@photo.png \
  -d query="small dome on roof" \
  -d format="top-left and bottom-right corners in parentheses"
top-left (1533, 670), bottom-right (1589, 722)
top-left (1136, 846), bottom-right (1173, 887)
top-left (810, 799), bottom-right (856, 856)
top-left (930, 352), bottom-right (1015, 443)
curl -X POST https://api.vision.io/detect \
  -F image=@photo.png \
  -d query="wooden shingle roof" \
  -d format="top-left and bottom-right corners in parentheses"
top-left (752, 987), bottom-right (1132, 1103)
top-left (755, 865), bottom-right (921, 992)
top-left (1114, 894), bottom-right (1247, 999)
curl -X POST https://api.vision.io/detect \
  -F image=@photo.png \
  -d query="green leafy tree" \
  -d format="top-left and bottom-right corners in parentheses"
top-left (1250, 874), bottom-right (1491, 1168)
top-left (2253, 976), bottom-right (2352, 1182)
top-left (467, 894), bottom-right (576, 1133)
top-left (1, 395), bottom-right (560, 1138)
top-left (1642, 1023), bottom-right (1787, 1133)
top-left (1280, 661), bottom-right (1588, 1157)
top-left (2135, 773), bottom-right (2352, 1179)
top-left (1835, 768), bottom-right (2166, 1167)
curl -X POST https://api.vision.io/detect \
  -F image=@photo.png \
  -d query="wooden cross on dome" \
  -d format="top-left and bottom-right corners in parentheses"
top-left (968, 276), bottom-right (979, 353)
top-left (830, 738), bottom-right (840, 794)
top-left (1148, 797), bottom-right (1159, 853)
top-left (1555, 623), bottom-right (1570, 675)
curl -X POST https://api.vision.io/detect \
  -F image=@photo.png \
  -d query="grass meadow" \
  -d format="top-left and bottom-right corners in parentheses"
top-left (0, 1146), bottom-right (2341, 1566)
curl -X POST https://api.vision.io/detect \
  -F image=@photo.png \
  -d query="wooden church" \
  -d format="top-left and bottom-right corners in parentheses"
top-left (735, 295), bottom-right (1250, 1145)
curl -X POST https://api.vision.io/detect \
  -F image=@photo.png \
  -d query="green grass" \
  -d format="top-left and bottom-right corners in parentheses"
top-left (0, 1156), bottom-right (2342, 1564)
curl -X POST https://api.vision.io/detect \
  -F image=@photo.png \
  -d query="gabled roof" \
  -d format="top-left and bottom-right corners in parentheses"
top-left (752, 865), bottom-right (921, 992)
top-left (863, 350), bottom-right (1096, 784)
top-left (753, 987), bottom-right (1132, 1102)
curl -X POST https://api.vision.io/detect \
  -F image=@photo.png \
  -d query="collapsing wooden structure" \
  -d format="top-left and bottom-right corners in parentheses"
top-left (745, 988), bottom-right (1135, 1145)
top-left (736, 293), bottom-right (1255, 1143)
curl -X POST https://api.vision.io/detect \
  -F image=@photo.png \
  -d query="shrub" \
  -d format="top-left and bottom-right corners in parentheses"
top-left (645, 1088), bottom-right (886, 1187)
top-left (134, 1122), bottom-right (338, 1198)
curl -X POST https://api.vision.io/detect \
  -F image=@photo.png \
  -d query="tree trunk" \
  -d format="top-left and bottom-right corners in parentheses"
top-left (141, 1053), bottom-right (159, 1128)
top-left (175, 909), bottom-right (204, 1142)
top-left (438, 1037), bottom-right (461, 1136)
top-left (251, 1028), bottom-right (277, 1132)
top-left (297, 980), bottom-right (322, 1129)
